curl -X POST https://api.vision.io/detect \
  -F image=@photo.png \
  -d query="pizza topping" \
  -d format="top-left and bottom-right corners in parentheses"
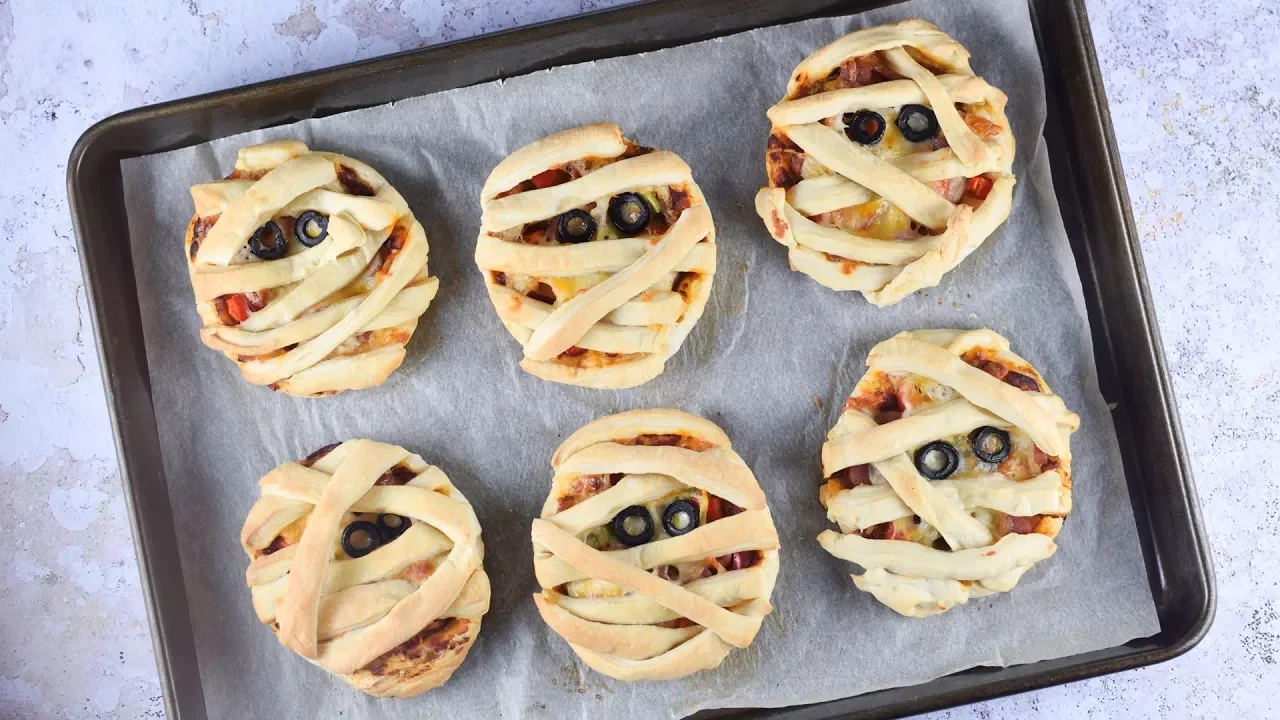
top-left (653, 564), bottom-right (681, 583)
top-left (965, 175), bottom-right (994, 201)
top-left (300, 443), bottom-right (339, 467)
top-left (841, 52), bottom-right (893, 87)
top-left (969, 356), bottom-right (1043, 392)
top-left (717, 550), bottom-right (759, 571)
top-left (294, 211), bottom-right (329, 247)
top-left (375, 465), bottom-right (418, 486)
top-left (706, 495), bottom-right (742, 523)
top-left (896, 104), bottom-right (939, 143)
top-left (618, 433), bottom-right (715, 452)
top-left (372, 225), bottom-right (409, 278)
top-left (1003, 370), bottom-right (1041, 392)
top-left (216, 291), bottom-right (267, 326)
top-left (962, 112), bottom-right (1004, 139)
top-left (608, 193), bottom-right (651, 235)
top-left (843, 110), bottom-right (887, 145)
top-left (661, 499), bottom-right (700, 537)
top-left (999, 514), bottom-right (1042, 536)
top-left (794, 52), bottom-right (896, 97)
top-left (665, 188), bottom-right (693, 222)
top-left (555, 474), bottom-right (613, 512)
top-left (336, 165), bottom-right (376, 196)
top-left (341, 520), bottom-right (382, 558)
top-left (969, 426), bottom-right (1012, 464)
top-left (913, 440), bottom-right (959, 480)
top-left (850, 386), bottom-right (905, 424)
top-left (832, 464), bottom-right (871, 489)
top-left (555, 209), bottom-right (597, 244)
top-left (814, 198), bottom-right (916, 240)
top-left (377, 513), bottom-right (409, 542)
top-left (363, 617), bottom-right (466, 675)
top-left (531, 168), bottom-right (572, 189)
top-left (250, 220), bottom-right (287, 260)
top-left (611, 505), bottom-right (654, 547)
top-left (519, 220), bottom-right (550, 245)
top-left (189, 215), bottom-right (219, 261)
top-left (671, 271), bottom-right (697, 301)
top-left (220, 294), bottom-right (249, 324)
top-left (860, 521), bottom-right (903, 541)
top-left (765, 132), bottom-right (805, 188)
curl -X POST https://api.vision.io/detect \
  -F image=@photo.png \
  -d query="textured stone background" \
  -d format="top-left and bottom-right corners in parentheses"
top-left (0, 0), bottom-right (1273, 717)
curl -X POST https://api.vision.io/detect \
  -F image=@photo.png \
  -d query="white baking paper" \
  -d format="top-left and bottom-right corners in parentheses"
top-left (118, 0), bottom-right (1161, 717)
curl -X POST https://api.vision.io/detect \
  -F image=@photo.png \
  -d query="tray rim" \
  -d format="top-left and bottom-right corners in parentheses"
top-left (65, 0), bottom-right (1215, 717)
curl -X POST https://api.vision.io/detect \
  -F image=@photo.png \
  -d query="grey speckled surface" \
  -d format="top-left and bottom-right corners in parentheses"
top-left (0, 0), bottom-right (1272, 717)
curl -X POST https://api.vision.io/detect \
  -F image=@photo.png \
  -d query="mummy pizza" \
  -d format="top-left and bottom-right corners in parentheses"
top-left (817, 330), bottom-right (1079, 617)
top-left (531, 409), bottom-right (779, 681)
top-left (241, 440), bottom-right (489, 696)
top-left (185, 140), bottom-right (438, 396)
top-left (755, 20), bottom-right (1015, 306)
top-left (477, 123), bottom-right (716, 389)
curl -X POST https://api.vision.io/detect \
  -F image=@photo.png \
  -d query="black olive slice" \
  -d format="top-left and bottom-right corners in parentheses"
top-left (556, 209), bottom-right (597, 244)
top-left (294, 211), bottom-right (329, 247)
top-left (377, 513), bottom-right (409, 542)
top-left (843, 110), bottom-right (887, 145)
top-left (607, 192), bottom-right (651, 235)
top-left (341, 520), bottom-right (382, 558)
top-left (913, 440), bottom-right (959, 480)
top-left (897, 104), bottom-right (939, 142)
top-left (611, 505), bottom-right (654, 547)
top-left (250, 221), bottom-right (287, 260)
top-left (969, 426), bottom-right (1012, 464)
top-left (662, 499), bottom-right (700, 537)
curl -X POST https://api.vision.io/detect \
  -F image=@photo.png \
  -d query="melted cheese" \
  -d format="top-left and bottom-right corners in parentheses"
top-left (545, 272), bottom-right (611, 304)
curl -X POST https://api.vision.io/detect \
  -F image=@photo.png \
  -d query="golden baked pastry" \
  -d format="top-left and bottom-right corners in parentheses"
top-left (532, 409), bottom-right (779, 680)
top-left (241, 440), bottom-right (488, 696)
top-left (818, 329), bottom-right (1078, 617)
top-left (477, 123), bottom-right (716, 388)
top-left (756, 20), bottom-right (1015, 306)
top-left (186, 140), bottom-right (437, 396)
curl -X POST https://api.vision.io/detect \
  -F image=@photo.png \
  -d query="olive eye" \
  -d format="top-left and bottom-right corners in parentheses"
top-left (969, 426), bottom-right (1011, 464)
top-left (662, 499), bottom-right (700, 537)
top-left (913, 441), bottom-right (959, 480)
top-left (250, 221), bottom-right (287, 260)
top-left (294, 211), bottom-right (329, 247)
top-left (341, 520), bottom-right (382, 558)
top-left (897, 104), bottom-right (939, 142)
top-left (376, 513), bottom-right (409, 542)
top-left (607, 192), bottom-right (651, 235)
top-left (555, 209), bottom-right (597, 244)
top-left (843, 110), bottom-right (886, 145)
top-left (611, 505), bottom-right (655, 547)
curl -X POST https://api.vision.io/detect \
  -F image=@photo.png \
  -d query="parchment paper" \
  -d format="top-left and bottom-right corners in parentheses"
top-left (118, 0), bottom-right (1161, 716)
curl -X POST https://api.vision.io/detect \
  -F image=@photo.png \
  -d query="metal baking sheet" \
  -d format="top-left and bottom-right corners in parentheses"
top-left (67, 1), bottom-right (1214, 718)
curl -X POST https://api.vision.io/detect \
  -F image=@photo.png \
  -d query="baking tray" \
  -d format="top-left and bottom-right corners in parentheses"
top-left (67, 0), bottom-right (1214, 717)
